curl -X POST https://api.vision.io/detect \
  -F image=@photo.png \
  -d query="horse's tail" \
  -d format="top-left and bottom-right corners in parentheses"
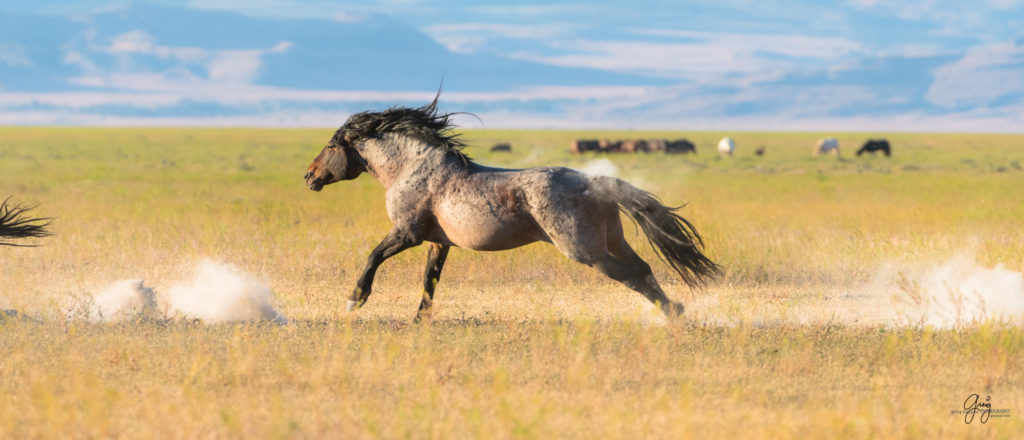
top-left (592, 176), bottom-right (720, 288)
top-left (0, 198), bottom-right (52, 246)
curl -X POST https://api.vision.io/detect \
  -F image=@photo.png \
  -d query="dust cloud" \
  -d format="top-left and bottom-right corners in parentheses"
top-left (814, 253), bottom-right (1024, 328)
top-left (888, 254), bottom-right (1024, 328)
top-left (84, 279), bottom-right (157, 322)
top-left (578, 158), bottom-right (618, 177)
top-left (74, 259), bottom-right (287, 324)
top-left (681, 254), bottom-right (1023, 329)
top-left (64, 254), bottom-right (1023, 329)
top-left (167, 259), bottom-right (287, 324)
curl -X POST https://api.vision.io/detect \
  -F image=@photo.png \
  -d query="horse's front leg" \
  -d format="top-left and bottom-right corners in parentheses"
top-left (349, 228), bottom-right (421, 311)
top-left (415, 242), bottom-right (451, 322)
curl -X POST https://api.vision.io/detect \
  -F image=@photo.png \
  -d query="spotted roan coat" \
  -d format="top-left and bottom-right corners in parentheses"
top-left (304, 98), bottom-right (719, 320)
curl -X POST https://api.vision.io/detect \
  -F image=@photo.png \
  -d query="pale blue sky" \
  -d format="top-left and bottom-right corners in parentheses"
top-left (2, 1), bottom-right (1023, 130)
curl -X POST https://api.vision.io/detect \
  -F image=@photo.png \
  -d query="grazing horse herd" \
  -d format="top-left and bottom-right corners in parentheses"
top-left (572, 136), bottom-right (894, 158)
top-left (571, 138), bottom-right (696, 154)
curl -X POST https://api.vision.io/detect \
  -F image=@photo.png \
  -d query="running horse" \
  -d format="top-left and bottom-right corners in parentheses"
top-left (304, 98), bottom-right (720, 320)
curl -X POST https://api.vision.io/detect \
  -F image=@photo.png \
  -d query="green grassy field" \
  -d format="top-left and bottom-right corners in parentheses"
top-left (1, 127), bottom-right (1023, 438)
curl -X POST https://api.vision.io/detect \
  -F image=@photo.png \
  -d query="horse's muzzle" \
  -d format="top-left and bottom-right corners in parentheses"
top-left (304, 171), bottom-right (324, 191)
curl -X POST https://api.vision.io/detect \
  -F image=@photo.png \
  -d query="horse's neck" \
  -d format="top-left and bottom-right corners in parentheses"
top-left (357, 134), bottom-right (455, 189)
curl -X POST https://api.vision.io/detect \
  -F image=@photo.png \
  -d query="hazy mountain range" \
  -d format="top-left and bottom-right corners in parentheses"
top-left (1, 1), bottom-right (1022, 131)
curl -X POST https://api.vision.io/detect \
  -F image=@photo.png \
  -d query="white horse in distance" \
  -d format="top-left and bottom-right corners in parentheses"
top-left (717, 137), bottom-right (735, 157)
top-left (814, 137), bottom-right (839, 156)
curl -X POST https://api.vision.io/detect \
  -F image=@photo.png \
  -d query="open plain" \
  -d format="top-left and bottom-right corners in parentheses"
top-left (1, 127), bottom-right (1023, 438)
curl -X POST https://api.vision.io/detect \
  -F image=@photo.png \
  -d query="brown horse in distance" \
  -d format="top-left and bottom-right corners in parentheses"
top-left (305, 98), bottom-right (719, 320)
top-left (490, 142), bottom-right (512, 152)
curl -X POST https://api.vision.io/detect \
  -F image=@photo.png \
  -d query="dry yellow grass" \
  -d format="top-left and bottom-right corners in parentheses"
top-left (1, 127), bottom-right (1023, 438)
top-left (2, 320), bottom-right (1022, 438)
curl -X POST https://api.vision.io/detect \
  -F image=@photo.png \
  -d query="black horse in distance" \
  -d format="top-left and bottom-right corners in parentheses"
top-left (857, 139), bottom-right (891, 157)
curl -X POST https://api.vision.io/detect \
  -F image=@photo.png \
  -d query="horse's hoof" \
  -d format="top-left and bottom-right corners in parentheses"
top-left (664, 302), bottom-right (685, 319)
top-left (414, 310), bottom-right (433, 323)
top-left (346, 300), bottom-right (358, 312)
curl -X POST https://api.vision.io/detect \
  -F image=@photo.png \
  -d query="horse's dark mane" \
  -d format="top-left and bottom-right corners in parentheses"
top-left (334, 95), bottom-right (472, 164)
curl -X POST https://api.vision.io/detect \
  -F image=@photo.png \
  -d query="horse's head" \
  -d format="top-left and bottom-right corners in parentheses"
top-left (304, 132), bottom-right (366, 191)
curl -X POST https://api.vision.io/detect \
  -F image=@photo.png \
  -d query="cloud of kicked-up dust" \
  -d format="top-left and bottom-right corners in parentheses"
top-left (890, 254), bottom-right (1024, 328)
top-left (72, 259), bottom-right (286, 324)
top-left (167, 259), bottom-right (287, 324)
top-left (578, 158), bottom-right (619, 177)
top-left (83, 279), bottom-right (158, 322)
top-left (836, 253), bottom-right (1024, 328)
top-left (576, 158), bottom-right (661, 193)
top-left (685, 254), bottom-right (1024, 329)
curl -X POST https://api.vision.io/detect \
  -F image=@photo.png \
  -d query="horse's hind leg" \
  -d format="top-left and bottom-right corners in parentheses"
top-left (602, 217), bottom-right (685, 317)
top-left (547, 209), bottom-right (684, 318)
top-left (415, 242), bottom-right (450, 322)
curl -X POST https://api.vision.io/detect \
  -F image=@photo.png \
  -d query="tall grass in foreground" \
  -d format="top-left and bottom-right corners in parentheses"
top-left (1, 320), bottom-right (1022, 438)
top-left (1, 127), bottom-right (1023, 438)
